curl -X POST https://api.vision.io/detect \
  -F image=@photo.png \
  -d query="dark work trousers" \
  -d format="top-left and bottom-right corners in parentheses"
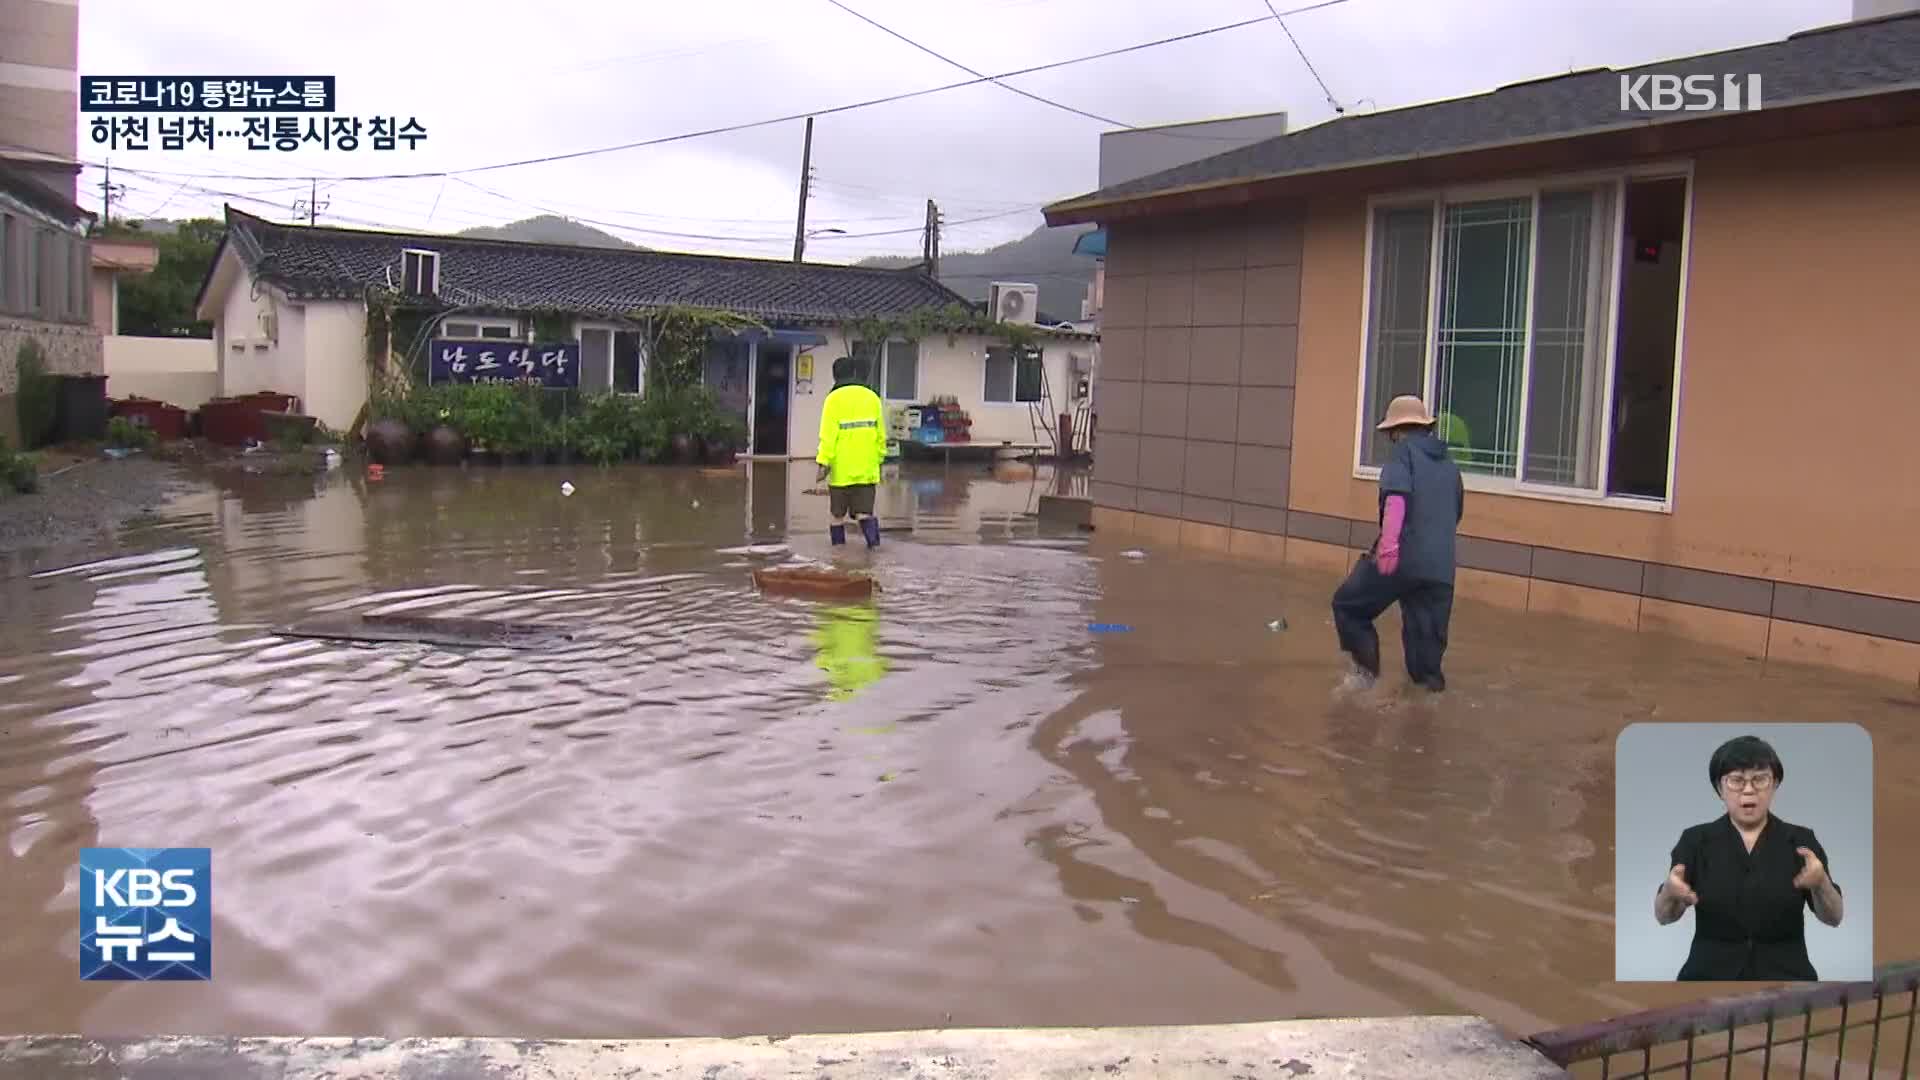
top-left (1330, 554), bottom-right (1455, 688)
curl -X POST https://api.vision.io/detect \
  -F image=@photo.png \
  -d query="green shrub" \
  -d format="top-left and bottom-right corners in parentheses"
top-left (363, 379), bottom-right (747, 464)
top-left (15, 340), bottom-right (57, 450)
top-left (106, 416), bottom-right (158, 450)
top-left (0, 436), bottom-right (39, 494)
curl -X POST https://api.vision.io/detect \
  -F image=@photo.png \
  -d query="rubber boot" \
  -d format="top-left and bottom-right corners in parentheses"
top-left (861, 517), bottom-right (881, 548)
top-left (829, 524), bottom-right (847, 546)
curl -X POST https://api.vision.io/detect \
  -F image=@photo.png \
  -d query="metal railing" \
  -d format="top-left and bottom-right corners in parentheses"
top-left (1525, 962), bottom-right (1920, 1078)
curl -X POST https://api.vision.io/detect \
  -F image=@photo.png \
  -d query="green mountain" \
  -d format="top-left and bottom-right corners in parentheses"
top-left (859, 224), bottom-right (1098, 322)
top-left (457, 215), bottom-right (648, 250)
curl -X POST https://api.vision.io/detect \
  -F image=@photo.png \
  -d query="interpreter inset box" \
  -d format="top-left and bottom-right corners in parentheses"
top-left (1614, 723), bottom-right (1872, 983)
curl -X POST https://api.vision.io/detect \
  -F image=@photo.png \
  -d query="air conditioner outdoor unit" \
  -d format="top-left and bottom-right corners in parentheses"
top-left (988, 281), bottom-right (1039, 326)
top-left (400, 247), bottom-right (440, 297)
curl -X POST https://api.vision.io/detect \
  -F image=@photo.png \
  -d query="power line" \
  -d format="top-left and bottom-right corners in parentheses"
top-left (821, 0), bottom-right (1129, 128)
top-left (1262, 0), bottom-right (1344, 113)
top-left (65, 2), bottom-right (1351, 185)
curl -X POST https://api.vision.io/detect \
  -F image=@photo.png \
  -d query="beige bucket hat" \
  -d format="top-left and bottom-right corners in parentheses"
top-left (1376, 395), bottom-right (1437, 431)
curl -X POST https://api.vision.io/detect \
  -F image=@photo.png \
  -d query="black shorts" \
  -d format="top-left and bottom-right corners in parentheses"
top-left (829, 484), bottom-right (876, 518)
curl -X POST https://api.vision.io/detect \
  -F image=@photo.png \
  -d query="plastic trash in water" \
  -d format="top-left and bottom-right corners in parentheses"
top-left (1121, 549), bottom-right (1147, 560)
top-left (691, 499), bottom-right (700, 508)
top-left (1268, 618), bottom-right (1288, 632)
top-left (102, 447), bottom-right (138, 460)
top-left (1088, 623), bottom-right (1133, 633)
top-left (560, 482), bottom-right (575, 497)
top-left (322, 449), bottom-right (341, 470)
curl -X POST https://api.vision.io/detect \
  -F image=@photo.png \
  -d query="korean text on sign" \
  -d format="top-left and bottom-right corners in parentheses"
top-left (78, 847), bottom-right (212, 981)
top-left (429, 339), bottom-right (581, 389)
top-left (80, 77), bottom-right (336, 112)
top-left (91, 116), bottom-right (427, 153)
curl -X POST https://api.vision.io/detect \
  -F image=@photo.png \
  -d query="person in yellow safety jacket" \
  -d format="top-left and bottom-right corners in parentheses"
top-left (812, 602), bottom-right (888, 702)
top-left (816, 353), bottom-right (888, 547)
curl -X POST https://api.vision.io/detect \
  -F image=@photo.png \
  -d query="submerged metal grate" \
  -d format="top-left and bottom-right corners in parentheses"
top-left (1526, 962), bottom-right (1920, 1078)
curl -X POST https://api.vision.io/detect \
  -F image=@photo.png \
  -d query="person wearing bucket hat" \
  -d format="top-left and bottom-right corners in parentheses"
top-left (1331, 394), bottom-right (1464, 691)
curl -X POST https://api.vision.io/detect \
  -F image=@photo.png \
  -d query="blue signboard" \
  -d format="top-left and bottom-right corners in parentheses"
top-left (428, 339), bottom-right (579, 388)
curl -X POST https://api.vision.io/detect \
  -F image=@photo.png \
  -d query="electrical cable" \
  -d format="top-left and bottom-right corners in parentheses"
top-left (1261, 0), bottom-right (1345, 113)
top-left (58, 1), bottom-right (1352, 185)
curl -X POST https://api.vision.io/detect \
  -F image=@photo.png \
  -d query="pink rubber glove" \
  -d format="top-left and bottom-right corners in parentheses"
top-left (1376, 495), bottom-right (1406, 575)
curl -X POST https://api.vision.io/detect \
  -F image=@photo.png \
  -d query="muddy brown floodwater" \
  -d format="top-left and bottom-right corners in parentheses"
top-left (0, 461), bottom-right (1914, 1045)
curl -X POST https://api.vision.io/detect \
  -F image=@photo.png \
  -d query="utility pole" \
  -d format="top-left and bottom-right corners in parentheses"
top-left (928, 199), bottom-right (941, 278)
top-left (791, 116), bottom-right (815, 263)
top-left (293, 179), bottom-right (328, 225)
top-left (99, 161), bottom-right (126, 226)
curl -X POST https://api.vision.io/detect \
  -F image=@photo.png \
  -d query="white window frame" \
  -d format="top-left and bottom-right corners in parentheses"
top-left (400, 247), bottom-right (440, 296)
top-left (880, 338), bottom-right (918, 401)
top-left (442, 317), bottom-right (521, 341)
top-left (981, 344), bottom-right (1044, 406)
top-left (1351, 160), bottom-right (1694, 514)
top-left (850, 337), bottom-right (921, 402)
top-left (574, 320), bottom-right (645, 395)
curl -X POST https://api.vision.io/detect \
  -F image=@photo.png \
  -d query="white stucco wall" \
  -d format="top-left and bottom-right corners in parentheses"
top-left (781, 330), bottom-right (1086, 460)
top-left (299, 300), bottom-right (369, 433)
top-left (218, 264), bottom-right (304, 403)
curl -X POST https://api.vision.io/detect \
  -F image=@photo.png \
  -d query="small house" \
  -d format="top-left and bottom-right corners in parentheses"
top-left (192, 207), bottom-right (1096, 460)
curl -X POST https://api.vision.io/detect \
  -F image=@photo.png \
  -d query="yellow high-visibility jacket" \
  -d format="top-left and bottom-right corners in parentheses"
top-left (817, 382), bottom-right (886, 487)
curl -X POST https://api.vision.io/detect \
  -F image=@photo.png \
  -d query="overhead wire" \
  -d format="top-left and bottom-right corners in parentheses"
top-left (61, 1), bottom-right (1352, 185)
top-left (820, 0), bottom-right (1130, 128)
top-left (1260, 0), bottom-right (1345, 113)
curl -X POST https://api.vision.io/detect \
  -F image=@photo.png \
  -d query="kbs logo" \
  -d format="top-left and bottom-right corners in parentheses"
top-left (79, 848), bottom-right (211, 980)
top-left (1620, 73), bottom-right (1763, 113)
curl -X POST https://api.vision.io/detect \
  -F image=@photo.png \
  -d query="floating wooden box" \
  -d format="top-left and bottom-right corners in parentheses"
top-left (751, 566), bottom-right (876, 601)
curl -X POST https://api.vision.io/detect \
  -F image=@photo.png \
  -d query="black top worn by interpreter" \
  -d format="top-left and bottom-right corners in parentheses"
top-left (1666, 813), bottom-right (1837, 981)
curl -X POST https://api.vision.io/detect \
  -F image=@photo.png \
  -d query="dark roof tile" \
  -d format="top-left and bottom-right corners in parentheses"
top-left (1051, 11), bottom-right (1920, 210)
top-left (221, 207), bottom-right (970, 323)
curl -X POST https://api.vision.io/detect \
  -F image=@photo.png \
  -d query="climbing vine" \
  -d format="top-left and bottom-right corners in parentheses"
top-left (838, 302), bottom-right (1041, 349)
top-left (630, 304), bottom-right (767, 392)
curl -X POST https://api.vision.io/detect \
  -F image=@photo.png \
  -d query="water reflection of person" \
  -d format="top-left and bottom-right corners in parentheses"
top-left (1654, 735), bottom-right (1844, 981)
top-left (812, 602), bottom-right (888, 702)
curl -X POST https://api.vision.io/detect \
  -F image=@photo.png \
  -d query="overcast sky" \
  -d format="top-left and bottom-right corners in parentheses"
top-left (75, 0), bottom-right (1849, 261)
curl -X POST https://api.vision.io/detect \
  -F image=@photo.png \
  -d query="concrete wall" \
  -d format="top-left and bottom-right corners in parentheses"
top-left (298, 300), bottom-right (368, 432)
top-left (102, 334), bottom-right (217, 409)
top-left (1098, 112), bottom-right (1290, 190)
top-left (0, 314), bottom-right (101, 445)
top-left (782, 329), bottom-right (1080, 459)
top-left (1089, 123), bottom-right (1920, 686)
top-left (1855, 0), bottom-right (1920, 18)
top-left (0, 0), bottom-right (80, 204)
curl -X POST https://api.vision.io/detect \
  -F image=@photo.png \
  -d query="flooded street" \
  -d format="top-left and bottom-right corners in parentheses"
top-left (1, 461), bottom-right (1914, 1043)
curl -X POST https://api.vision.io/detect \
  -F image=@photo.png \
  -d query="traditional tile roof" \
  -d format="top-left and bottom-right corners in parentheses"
top-left (1047, 10), bottom-right (1920, 215)
top-left (211, 206), bottom-right (973, 324)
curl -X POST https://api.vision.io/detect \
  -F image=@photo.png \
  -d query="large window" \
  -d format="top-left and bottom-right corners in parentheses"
top-left (984, 346), bottom-right (1043, 404)
top-left (851, 339), bottom-right (918, 400)
top-left (1358, 170), bottom-right (1689, 503)
top-left (578, 325), bottom-right (644, 393)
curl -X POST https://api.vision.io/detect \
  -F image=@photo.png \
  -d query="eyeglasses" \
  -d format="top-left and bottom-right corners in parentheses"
top-left (1721, 773), bottom-right (1775, 793)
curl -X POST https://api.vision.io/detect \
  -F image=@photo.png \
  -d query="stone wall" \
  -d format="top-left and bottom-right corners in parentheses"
top-left (0, 316), bottom-right (104, 445)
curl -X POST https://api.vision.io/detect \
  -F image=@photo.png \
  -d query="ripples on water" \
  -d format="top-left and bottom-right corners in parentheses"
top-left (0, 462), bottom-right (1913, 1041)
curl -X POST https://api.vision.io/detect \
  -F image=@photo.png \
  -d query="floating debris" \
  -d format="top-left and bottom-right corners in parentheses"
top-left (752, 565), bottom-right (877, 601)
top-left (561, 481), bottom-right (575, 496)
top-left (276, 611), bottom-right (576, 649)
top-left (1088, 623), bottom-right (1133, 633)
top-left (1268, 618), bottom-right (1288, 632)
top-left (1120, 549), bottom-right (1147, 560)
